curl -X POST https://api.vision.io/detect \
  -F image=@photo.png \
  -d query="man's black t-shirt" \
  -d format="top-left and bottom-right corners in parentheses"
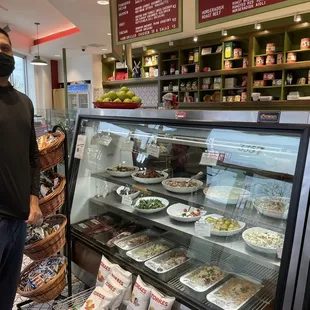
top-left (0, 84), bottom-right (40, 220)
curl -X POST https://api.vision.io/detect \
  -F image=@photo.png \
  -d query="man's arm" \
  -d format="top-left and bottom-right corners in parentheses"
top-left (27, 102), bottom-right (42, 224)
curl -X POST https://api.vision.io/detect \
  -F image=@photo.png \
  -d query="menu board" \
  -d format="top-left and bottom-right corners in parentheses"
top-left (116, 0), bottom-right (182, 45)
top-left (196, 0), bottom-right (307, 28)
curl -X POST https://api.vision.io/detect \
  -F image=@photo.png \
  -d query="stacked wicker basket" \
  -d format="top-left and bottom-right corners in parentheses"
top-left (17, 132), bottom-right (68, 303)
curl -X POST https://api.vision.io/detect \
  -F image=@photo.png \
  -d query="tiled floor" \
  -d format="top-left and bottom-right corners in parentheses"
top-left (14, 256), bottom-right (85, 310)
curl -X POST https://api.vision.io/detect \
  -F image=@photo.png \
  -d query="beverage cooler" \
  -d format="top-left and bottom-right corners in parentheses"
top-left (68, 109), bottom-right (310, 310)
top-left (67, 84), bottom-right (91, 110)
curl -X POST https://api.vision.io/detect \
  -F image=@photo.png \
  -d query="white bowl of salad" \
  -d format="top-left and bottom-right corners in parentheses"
top-left (252, 197), bottom-right (290, 220)
top-left (167, 203), bottom-right (203, 222)
top-left (242, 227), bottom-right (284, 255)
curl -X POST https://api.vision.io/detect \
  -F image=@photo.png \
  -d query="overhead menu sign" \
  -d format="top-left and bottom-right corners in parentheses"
top-left (115, 0), bottom-right (182, 45)
top-left (196, 0), bottom-right (309, 28)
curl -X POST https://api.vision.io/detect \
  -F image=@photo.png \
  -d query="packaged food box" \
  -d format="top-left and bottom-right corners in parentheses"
top-left (180, 264), bottom-right (227, 301)
top-left (145, 247), bottom-right (193, 281)
top-left (114, 229), bottom-right (160, 257)
top-left (224, 78), bottom-right (237, 89)
top-left (72, 218), bottom-right (113, 236)
top-left (207, 276), bottom-right (262, 310)
top-left (126, 239), bottom-right (174, 264)
top-left (263, 72), bottom-right (275, 80)
top-left (253, 80), bottom-right (265, 87)
top-left (224, 42), bottom-right (236, 59)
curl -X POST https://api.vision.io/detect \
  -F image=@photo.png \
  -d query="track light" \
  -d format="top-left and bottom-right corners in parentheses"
top-left (294, 13), bottom-right (301, 22)
top-left (255, 22), bottom-right (261, 30)
top-left (143, 45), bottom-right (147, 51)
top-left (222, 29), bottom-right (227, 36)
top-left (193, 35), bottom-right (198, 42)
top-left (169, 40), bottom-right (174, 47)
top-left (103, 54), bottom-right (107, 59)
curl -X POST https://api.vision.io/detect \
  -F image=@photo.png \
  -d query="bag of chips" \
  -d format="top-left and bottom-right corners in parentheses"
top-left (127, 275), bottom-right (152, 310)
top-left (148, 288), bottom-right (175, 310)
top-left (80, 286), bottom-right (115, 310)
top-left (103, 275), bottom-right (126, 310)
top-left (111, 265), bottom-right (132, 303)
top-left (96, 255), bottom-right (116, 287)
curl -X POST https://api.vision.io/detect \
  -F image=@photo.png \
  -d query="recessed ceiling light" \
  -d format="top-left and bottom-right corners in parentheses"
top-left (55, 54), bottom-right (61, 57)
top-left (101, 48), bottom-right (107, 51)
top-left (107, 32), bottom-right (111, 36)
top-left (97, 1), bottom-right (109, 5)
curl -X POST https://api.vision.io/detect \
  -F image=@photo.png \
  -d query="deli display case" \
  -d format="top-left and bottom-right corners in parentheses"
top-left (68, 109), bottom-right (310, 310)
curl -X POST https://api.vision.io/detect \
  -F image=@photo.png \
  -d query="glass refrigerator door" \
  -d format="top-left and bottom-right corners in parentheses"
top-left (69, 115), bottom-right (309, 310)
top-left (78, 93), bottom-right (89, 109)
top-left (68, 94), bottom-right (78, 110)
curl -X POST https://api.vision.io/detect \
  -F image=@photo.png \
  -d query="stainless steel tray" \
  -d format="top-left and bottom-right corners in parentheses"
top-left (144, 247), bottom-right (194, 282)
top-left (126, 238), bottom-right (174, 263)
top-left (114, 229), bottom-right (159, 257)
top-left (180, 264), bottom-right (227, 302)
top-left (206, 276), bottom-right (262, 310)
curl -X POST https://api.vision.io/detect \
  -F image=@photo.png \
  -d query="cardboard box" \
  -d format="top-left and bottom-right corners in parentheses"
top-left (225, 78), bottom-right (237, 88)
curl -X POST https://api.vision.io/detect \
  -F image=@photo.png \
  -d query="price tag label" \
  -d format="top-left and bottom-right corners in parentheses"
top-left (277, 248), bottom-right (283, 259)
top-left (195, 222), bottom-right (211, 237)
top-left (99, 135), bottom-right (112, 146)
top-left (147, 144), bottom-right (160, 158)
top-left (199, 151), bottom-right (219, 166)
top-left (74, 135), bottom-right (87, 159)
top-left (122, 141), bottom-right (134, 152)
top-left (121, 195), bottom-right (133, 206)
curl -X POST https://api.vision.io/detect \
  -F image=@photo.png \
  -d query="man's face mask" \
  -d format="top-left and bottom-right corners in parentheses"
top-left (0, 52), bottom-right (15, 78)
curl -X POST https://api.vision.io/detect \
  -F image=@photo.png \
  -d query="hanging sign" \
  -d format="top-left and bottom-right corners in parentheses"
top-left (196, 0), bottom-right (309, 28)
top-left (115, 0), bottom-right (183, 45)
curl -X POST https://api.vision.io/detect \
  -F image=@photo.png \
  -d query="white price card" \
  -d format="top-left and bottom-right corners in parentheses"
top-left (121, 195), bottom-right (133, 206)
top-left (195, 221), bottom-right (211, 237)
top-left (122, 141), bottom-right (134, 152)
top-left (74, 134), bottom-right (87, 159)
top-left (199, 151), bottom-right (219, 166)
top-left (147, 144), bottom-right (160, 158)
top-left (99, 135), bottom-right (112, 146)
top-left (277, 248), bottom-right (283, 259)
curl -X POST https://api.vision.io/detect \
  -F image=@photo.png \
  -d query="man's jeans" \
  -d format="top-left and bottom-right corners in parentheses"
top-left (0, 218), bottom-right (26, 310)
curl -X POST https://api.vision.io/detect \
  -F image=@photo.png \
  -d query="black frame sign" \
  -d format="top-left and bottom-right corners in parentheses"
top-left (114, 0), bottom-right (183, 45)
top-left (257, 111), bottom-right (281, 123)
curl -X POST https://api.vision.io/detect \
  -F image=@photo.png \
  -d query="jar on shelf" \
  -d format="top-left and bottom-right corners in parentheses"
top-left (224, 60), bottom-right (233, 70)
top-left (170, 64), bottom-right (176, 75)
top-left (277, 53), bottom-right (283, 64)
top-left (243, 57), bottom-right (248, 68)
top-left (266, 55), bottom-right (276, 65)
top-left (189, 52), bottom-right (194, 64)
top-left (181, 65), bottom-right (188, 74)
top-left (168, 82), bottom-right (173, 91)
top-left (194, 48), bottom-right (199, 63)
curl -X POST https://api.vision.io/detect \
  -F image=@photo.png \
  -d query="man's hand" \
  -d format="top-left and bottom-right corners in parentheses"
top-left (26, 195), bottom-right (42, 225)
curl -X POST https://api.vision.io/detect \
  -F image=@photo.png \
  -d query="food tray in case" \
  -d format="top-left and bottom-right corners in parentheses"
top-left (180, 264), bottom-right (227, 301)
top-left (126, 239), bottom-right (174, 264)
top-left (206, 276), bottom-right (262, 310)
top-left (144, 247), bottom-right (194, 282)
top-left (114, 229), bottom-right (160, 257)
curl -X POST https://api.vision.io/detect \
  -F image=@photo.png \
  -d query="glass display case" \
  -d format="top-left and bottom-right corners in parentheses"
top-left (68, 110), bottom-right (310, 310)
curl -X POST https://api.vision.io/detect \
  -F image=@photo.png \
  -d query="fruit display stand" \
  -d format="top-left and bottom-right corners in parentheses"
top-left (16, 125), bottom-right (72, 309)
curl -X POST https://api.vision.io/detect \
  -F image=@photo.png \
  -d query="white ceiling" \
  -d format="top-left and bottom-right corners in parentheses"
top-left (1, 0), bottom-right (310, 60)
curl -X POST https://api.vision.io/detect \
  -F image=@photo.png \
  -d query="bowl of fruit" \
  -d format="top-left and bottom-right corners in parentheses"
top-left (167, 203), bottom-right (203, 222)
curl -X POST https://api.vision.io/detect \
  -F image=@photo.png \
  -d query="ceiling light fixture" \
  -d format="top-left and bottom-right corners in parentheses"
top-left (254, 22), bottom-right (261, 30)
top-left (103, 54), bottom-right (107, 58)
top-left (169, 40), bottom-right (174, 46)
top-left (101, 48), bottom-right (107, 51)
top-left (31, 22), bottom-right (48, 66)
top-left (55, 54), bottom-right (61, 57)
top-left (294, 13), bottom-right (302, 22)
top-left (143, 45), bottom-right (147, 51)
top-left (193, 35), bottom-right (198, 42)
top-left (97, 0), bottom-right (109, 5)
top-left (222, 29), bottom-right (228, 36)
top-left (107, 32), bottom-right (111, 36)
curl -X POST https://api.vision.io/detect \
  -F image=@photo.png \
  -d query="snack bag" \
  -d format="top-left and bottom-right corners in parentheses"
top-left (103, 275), bottom-right (126, 310)
top-left (111, 265), bottom-right (132, 302)
top-left (126, 275), bottom-right (152, 310)
top-left (96, 255), bottom-right (115, 286)
top-left (148, 288), bottom-right (175, 310)
top-left (80, 286), bottom-right (115, 310)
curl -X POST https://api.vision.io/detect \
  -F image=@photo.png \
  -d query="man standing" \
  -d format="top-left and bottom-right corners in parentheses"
top-left (0, 28), bottom-right (42, 309)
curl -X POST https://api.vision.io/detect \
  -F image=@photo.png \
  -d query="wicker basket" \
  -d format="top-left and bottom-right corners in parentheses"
top-left (17, 258), bottom-right (67, 303)
top-left (39, 175), bottom-right (66, 217)
top-left (24, 214), bottom-right (67, 261)
top-left (38, 132), bottom-right (65, 171)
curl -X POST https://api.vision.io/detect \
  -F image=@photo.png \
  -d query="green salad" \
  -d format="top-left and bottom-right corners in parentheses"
top-left (137, 199), bottom-right (165, 210)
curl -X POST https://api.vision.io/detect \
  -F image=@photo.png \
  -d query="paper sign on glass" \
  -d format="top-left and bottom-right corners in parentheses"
top-left (195, 222), bottom-right (211, 237)
top-left (199, 151), bottom-right (219, 166)
top-left (147, 144), bottom-right (160, 158)
top-left (74, 135), bottom-right (87, 160)
top-left (99, 136), bottom-right (112, 146)
top-left (122, 141), bottom-right (134, 152)
top-left (122, 195), bottom-right (133, 206)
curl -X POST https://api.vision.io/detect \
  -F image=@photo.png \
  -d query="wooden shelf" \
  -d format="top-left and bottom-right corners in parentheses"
top-left (144, 64), bottom-right (158, 68)
top-left (255, 52), bottom-right (283, 57)
top-left (200, 89), bottom-right (218, 91)
top-left (252, 61), bottom-right (310, 72)
top-left (102, 77), bottom-right (158, 88)
top-left (284, 84), bottom-right (310, 87)
top-left (162, 58), bottom-right (179, 62)
top-left (201, 52), bottom-right (222, 56)
top-left (180, 63), bottom-right (197, 66)
top-left (179, 90), bottom-right (198, 92)
top-left (253, 86), bottom-right (282, 89)
top-left (162, 90), bottom-right (178, 93)
top-left (287, 49), bottom-right (310, 53)
top-left (223, 87), bottom-right (247, 90)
